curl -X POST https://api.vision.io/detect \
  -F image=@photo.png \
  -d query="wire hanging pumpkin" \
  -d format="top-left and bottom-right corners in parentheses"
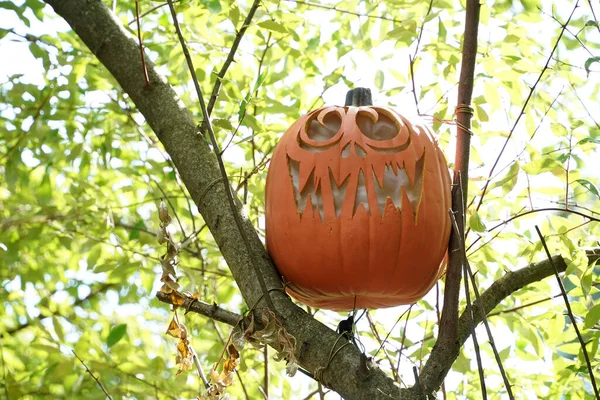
top-left (265, 88), bottom-right (451, 311)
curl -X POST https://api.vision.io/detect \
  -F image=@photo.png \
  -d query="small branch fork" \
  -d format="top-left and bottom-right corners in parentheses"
top-left (72, 350), bottom-right (113, 399)
top-left (535, 226), bottom-right (600, 398)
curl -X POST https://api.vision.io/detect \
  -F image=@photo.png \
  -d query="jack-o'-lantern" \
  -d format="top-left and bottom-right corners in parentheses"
top-left (265, 88), bottom-right (451, 311)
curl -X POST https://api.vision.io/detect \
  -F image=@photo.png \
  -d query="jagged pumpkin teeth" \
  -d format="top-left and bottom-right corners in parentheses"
top-left (266, 88), bottom-right (451, 311)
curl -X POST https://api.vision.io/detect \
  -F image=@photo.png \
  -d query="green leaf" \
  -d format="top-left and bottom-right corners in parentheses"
top-left (205, 0), bottom-right (221, 14)
top-left (375, 70), bottom-right (384, 89)
top-left (577, 137), bottom-right (600, 145)
top-left (38, 170), bottom-right (53, 206)
top-left (258, 20), bottom-right (287, 34)
top-left (570, 120), bottom-right (584, 130)
top-left (228, 5), bottom-right (239, 26)
top-left (522, 157), bottom-right (562, 175)
top-left (550, 123), bottom-right (568, 137)
top-left (490, 160), bottom-right (519, 193)
top-left (584, 57), bottom-right (600, 75)
top-left (53, 316), bottom-right (65, 342)
top-left (584, 305), bottom-right (600, 329)
top-left (575, 179), bottom-right (600, 200)
top-left (453, 350), bottom-right (471, 374)
top-left (437, 17), bottom-right (447, 41)
top-left (107, 324), bottom-right (128, 347)
top-left (86, 244), bottom-right (102, 268)
top-left (0, 1), bottom-right (20, 12)
top-left (93, 262), bottom-right (116, 273)
top-left (0, 28), bottom-right (11, 40)
top-left (469, 212), bottom-right (486, 232)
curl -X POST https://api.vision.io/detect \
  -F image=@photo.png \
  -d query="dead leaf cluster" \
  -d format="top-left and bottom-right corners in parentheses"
top-left (200, 344), bottom-right (240, 399)
top-left (234, 309), bottom-right (298, 377)
top-left (165, 314), bottom-right (194, 375)
top-left (157, 199), bottom-right (180, 293)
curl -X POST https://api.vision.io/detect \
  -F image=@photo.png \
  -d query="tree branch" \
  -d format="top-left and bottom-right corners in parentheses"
top-left (205, 0), bottom-right (261, 117)
top-left (41, 1), bottom-right (600, 398)
top-left (155, 292), bottom-right (240, 327)
top-left (42, 1), bottom-right (407, 398)
top-left (425, 248), bottom-right (600, 392)
top-left (421, 0), bottom-right (481, 393)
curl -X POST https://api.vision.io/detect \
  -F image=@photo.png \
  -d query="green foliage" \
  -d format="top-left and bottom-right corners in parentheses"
top-left (1, 0), bottom-right (599, 399)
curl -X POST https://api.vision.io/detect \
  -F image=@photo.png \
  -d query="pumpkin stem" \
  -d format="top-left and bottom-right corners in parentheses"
top-left (345, 87), bottom-right (373, 107)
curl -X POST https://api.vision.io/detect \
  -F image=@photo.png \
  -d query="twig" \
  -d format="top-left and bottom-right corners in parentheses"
top-left (263, 346), bottom-right (269, 399)
top-left (156, 292), bottom-right (241, 326)
top-left (484, 87), bottom-right (563, 188)
top-left (569, 82), bottom-right (600, 129)
top-left (395, 304), bottom-right (413, 377)
top-left (407, 0), bottom-right (433, 114)
top-left (135, 1), bottom-right (151, 88)
top-left (408, 55), bottom-right (420, 115)
top-left (127, 0), bottom-right (182, 25)
top-left (192, 350), bottom-right (210, 388)
top-left (485, 207), bottom-right (600, 233)
top-left (452, 199), bottom-right (515, 399)
top-left (435, 283), bottom-right (447, 400)
top-left (472, 2), bottom-right (579, 214)
top-left (72, 350), bottom-right (113, 399)
top-left (587, 0), bottom-right (600, 35)
top-left (451, 210), bottom-right (487, 398)
top-left (366, 312), bottom-right (400, 382)
top-left (374, 306), bottom-right (413, 358)
top-left (535, 226), bottom-right (600, 398)
top-left (283, 0), bottom-right (403, 24)
top-left (205, 0), bottom-right (262, 118)
top-left (464, 260), bottom-right (515, 399)
top-left (166, 0), bottom-right (275, 310)
top-left (488, 293), bottom-right (562, 317)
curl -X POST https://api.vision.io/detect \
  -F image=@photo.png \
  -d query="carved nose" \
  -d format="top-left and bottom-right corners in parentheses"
top-left (341, 142), bottom-right (367, 159)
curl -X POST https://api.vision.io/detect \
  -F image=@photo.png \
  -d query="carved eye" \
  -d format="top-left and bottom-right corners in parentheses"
top-left (357, 112), bottom-right (399, 141)
top-left (307, 112), bottom-right (342, 141)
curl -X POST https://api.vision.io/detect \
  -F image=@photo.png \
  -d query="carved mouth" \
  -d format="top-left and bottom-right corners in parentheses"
top-left (287, 154), bottom-right (424, 221)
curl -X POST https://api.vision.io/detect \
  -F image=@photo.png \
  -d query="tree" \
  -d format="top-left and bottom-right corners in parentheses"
top-left (1, 0), bottom-right (599, 398)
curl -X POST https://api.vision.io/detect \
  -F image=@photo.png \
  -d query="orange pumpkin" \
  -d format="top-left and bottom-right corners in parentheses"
top-left (265, 88), bottom-right (451, 311)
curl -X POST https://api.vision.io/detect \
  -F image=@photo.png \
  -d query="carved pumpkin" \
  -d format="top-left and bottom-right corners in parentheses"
top-left (265, 88), bottom-right (451, 311)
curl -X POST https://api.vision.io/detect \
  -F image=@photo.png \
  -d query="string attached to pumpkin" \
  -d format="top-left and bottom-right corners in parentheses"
top-left (313, 335), bottom-right (352, 387)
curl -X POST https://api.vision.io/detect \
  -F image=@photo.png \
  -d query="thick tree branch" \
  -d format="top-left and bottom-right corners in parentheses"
top-left (424, 248), bottom-right (600, 392)
top-left (42, 1), bottom-right (406, 398)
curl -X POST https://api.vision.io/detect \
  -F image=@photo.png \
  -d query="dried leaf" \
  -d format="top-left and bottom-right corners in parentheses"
top-left (158, 199), bottom-right (171, 223)
top-left (243, 309), bottom-right (297, 376)
top-left (165, 315), bottom-right (194, 375)
top-left (165, 317), bottom-right (184, 338)
top-left (169, 292), bottom-right (186, 307)
top-left (207, 344), bottom-right (240, 396)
